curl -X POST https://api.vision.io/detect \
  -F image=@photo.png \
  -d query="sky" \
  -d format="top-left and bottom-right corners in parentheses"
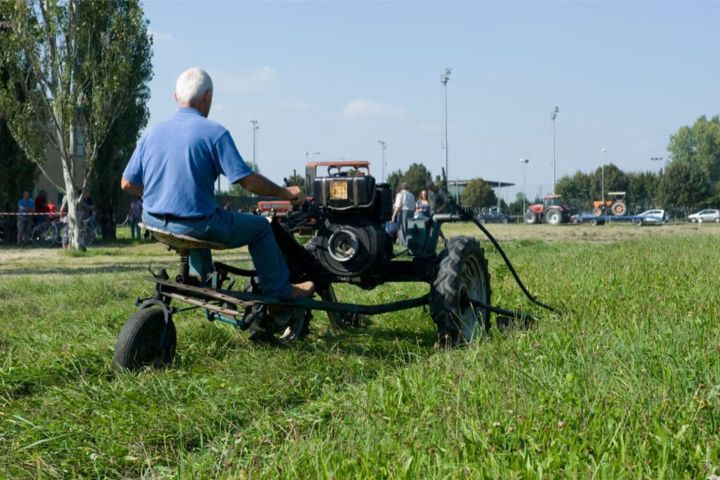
top-left (142, 1), bottom-right (720, 201)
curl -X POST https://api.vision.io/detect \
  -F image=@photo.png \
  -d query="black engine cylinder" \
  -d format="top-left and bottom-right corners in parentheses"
top-left (315, 217), bottom-right (393, 277)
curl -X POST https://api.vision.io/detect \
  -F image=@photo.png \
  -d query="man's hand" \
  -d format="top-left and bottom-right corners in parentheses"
top-left (284, 186), bottom-right (305, 206)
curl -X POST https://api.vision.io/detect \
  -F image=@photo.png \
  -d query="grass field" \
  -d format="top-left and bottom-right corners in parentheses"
top-left (2, 223), bottom-right (720, 478)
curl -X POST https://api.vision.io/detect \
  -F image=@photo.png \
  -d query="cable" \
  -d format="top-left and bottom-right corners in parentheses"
top-left (470, 215), bottom-right (561, 316)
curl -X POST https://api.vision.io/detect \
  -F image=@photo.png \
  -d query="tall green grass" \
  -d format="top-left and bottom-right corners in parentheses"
top-left (1, 226), bottom-right (720, 478)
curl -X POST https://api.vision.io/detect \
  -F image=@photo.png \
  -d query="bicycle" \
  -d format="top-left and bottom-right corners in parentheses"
top-left (31, 220), bottom-right (63, 247)
top-left (79, 215), bottom-right (101, 247)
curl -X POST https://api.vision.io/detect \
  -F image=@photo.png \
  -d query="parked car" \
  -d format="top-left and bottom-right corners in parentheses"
top-left (687, 209), bottom-right (720, 223)
top-left (635, 209), bottom-right (669, 225)
top-left (477, 207), bottom-right (513, 224)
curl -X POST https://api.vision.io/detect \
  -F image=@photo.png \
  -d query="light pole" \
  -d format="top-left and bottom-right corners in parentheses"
top-left (551, 106), bottom-right (559, 194)
top-left (441, 67), bottom-right (452, 194)
top-left (650, 156), bottom-right (663, 172)
top-left (520, 158), bottom-right (530, 214)
top-left (305, 151), bottom-right (321, 163)
top-left (601, 148), bottom-right (606, 214)
top-left (249, 119), bottom-right (259, 171)
top-left (377, 140), bottom-right (387, 183)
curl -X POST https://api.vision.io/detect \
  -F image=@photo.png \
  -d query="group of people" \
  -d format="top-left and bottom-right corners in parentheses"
top-left (390, 181), bottom-right (447, 245)
top-left (16, 189), bottom-right (95, 248)
top-left (16, 190), bottom-right (57, 245)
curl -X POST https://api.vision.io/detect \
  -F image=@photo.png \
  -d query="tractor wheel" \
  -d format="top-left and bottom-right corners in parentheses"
top-left (430, 236), bottom-right (491, 347)
top-left (611, 201), bottom-right (627, 216)
top-left (592, 208), bottom-right (602, 217)
top-left (114, 307), bottom-right (176, 371)
top-left (545, 208), bottom-right (563, 225)
top-left (524, 211), bottom-right (538, 224)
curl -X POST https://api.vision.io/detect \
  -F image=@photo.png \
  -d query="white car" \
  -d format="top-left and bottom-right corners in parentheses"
top-left (635, 209), bottom-right (669, 225)
top-left (687, 209), bottom-right (720, 223)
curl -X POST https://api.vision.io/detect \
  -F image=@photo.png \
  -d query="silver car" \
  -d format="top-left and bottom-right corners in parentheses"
top-left (687, 209), bottom-right (720, 223)
top-left (635, 209), bottom-right (669, 225)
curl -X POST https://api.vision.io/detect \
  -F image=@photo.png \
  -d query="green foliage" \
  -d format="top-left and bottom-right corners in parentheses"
top-left (556, 171), bottom-right (592, 206)
top-left (461, 177), bottom-right (497, 209)
top-left (659, 160), bottom-right (711, 213)
top-left (285, 173), bottom-right (305, 190)
top-left (626, 171), bottom-right (660, 211)
top-left (89, 2), bottom-right (153, 239)
top-left (386, 168), bottom-right (403, 193)
top-left (400, 163), bottom-right (431, 195)
top-left (506, 191), bottom-right (527, 215)
top-left (666, 115), bottom-right (720, 207)
top-left (0, 114), bottom-right (37, 213)
top-left (0, 0), bottom-right (152, 248)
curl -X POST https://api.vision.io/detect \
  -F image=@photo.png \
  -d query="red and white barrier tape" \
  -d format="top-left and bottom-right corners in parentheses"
top-left (0, 212), bottom-right (59, 216)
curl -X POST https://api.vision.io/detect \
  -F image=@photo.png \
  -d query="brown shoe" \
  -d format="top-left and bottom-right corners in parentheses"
top-left (289, 281), bottom-right (315, 299)
top-left (268, 281), bottom-right (315, 316)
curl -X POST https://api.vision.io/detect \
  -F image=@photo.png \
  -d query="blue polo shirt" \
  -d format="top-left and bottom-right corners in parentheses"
top-left (18, 197), bottom-right (34, 213)
top-left (123, 108), bottom-right (252, 217)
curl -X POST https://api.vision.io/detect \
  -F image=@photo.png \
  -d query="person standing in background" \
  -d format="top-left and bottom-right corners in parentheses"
top-left (391, 182), bottom-right (415, 246)
top-left (16, 191), bottom-right (34, 245)
top-left (128, 196), bottom-right (143, 240)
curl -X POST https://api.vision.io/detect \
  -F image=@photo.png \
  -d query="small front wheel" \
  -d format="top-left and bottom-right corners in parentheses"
top-left (114, 307), bottom-right (177, 371)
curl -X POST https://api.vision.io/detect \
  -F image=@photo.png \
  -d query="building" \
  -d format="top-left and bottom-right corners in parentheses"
top-left (447, 179), bottom-right (515, 207)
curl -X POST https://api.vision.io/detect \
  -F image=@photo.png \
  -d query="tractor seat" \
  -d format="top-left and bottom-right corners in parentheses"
top-left (141, 223), bottom-right (230, 251)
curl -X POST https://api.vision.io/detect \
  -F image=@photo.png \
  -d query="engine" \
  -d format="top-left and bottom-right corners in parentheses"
top-left (310, 173), bottom-right (394, 278)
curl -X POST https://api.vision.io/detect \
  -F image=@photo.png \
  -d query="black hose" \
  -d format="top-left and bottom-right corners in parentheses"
top-left (470, 216), bottom-right (561, 316)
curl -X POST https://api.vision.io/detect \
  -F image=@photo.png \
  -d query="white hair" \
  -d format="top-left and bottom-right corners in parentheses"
top-left (175, 68), bottom-right (213, 104)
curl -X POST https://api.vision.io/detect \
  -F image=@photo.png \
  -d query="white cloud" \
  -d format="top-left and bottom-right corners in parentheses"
top-left (343, 98), bottom-right (405, 120)
top-left (148, 29), bottom-right (173, 43)
top-left (212, 66), bottom-right (278, 95)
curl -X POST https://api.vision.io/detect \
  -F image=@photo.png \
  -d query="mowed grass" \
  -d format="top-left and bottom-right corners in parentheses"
top-left (1, 223), bottom-right (720, 478)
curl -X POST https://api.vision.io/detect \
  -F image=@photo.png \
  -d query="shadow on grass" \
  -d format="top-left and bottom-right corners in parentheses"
top-left (0, 263), bottom-right (152, 276)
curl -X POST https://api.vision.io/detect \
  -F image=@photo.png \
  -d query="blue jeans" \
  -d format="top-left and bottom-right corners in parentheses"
top-left (129, 218), bottom-right (141, 239)
top-left (142, 209), bottom-right (291, 299)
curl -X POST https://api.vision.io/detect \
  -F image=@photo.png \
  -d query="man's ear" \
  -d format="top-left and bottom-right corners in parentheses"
top-left (204, 89), bottom-right (213, 103)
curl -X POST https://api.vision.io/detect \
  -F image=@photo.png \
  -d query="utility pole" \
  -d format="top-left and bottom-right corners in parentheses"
top-left (378, 140), bottom-right (387, 183)
top-left (250, 119), bottom-right (259, 171)
top-left (520, 158), bottom-right (530, 215)
top-left (551, 106), bottom-right (559, 194)
top-left (601, 148), bottom-right (606, 214)
top-left (441, 67), bottom-right (452, 195)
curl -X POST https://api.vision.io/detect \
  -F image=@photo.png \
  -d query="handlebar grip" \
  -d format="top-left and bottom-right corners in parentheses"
top-left (432, 213), bottom-right (464, 222)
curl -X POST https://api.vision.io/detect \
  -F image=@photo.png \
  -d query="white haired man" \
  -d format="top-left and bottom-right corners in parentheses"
top-left (121, 68), bottom-right (314, 301)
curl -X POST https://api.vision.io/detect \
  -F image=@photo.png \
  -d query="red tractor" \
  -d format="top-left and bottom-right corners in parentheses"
top-left (524, 195), bottom-right (572, 225)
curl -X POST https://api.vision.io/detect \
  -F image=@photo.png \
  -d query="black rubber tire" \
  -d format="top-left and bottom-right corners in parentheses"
top-left (430, 236), bottom-right (491, 347)
top-left (524, 211), bottom-right (538, 224)
top-left (114, 307), bottom-right (176, 371)
top-left (545, 208), bottom-right (562, 225)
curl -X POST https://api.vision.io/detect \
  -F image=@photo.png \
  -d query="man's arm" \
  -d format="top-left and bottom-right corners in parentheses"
top-left (237, 173), bottom-right (304, 205)
top-left (121, 177), bottom-right (144, 197)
